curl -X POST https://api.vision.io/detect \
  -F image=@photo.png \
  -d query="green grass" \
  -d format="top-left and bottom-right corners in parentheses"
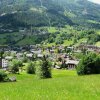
top-left (95, 42), bottom-right (100, 46)
top-left (46, 43), bottom-right (56, 47)
top-left (0, 70), bottom-right (100, 100)
top-left (48, 27), bottom-right (57, 33)
top-left (16, 36), bottom-right (36, 45)
top-left (74, 38), bottom-right (88, 46)
top-left (97, 30), bottom-right (100, 35)
top-left (63, 40), bottom-right (73, 46)
top-left (88, 20), bottom-right (100, 24)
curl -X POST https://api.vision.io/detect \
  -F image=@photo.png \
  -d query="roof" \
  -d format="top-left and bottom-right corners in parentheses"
top-left (5, 56), bottom-right (13, 60)
top-left (37, 54), bottom-right (43, 58)
top-left (31, 50), bottom-right (41, 54)
top-left (66, 60), bottom-right (79, 65)
top-left (26, 53), bottom-right (33, 57)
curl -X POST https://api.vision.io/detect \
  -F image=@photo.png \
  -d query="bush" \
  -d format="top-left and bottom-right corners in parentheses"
top-left (9, 59), bottom-right (20, 74)
top-left (0, 70), bottom-right (8, 82)
top-left (11, 65), bottom-right (19, 74)
top-left (77, 53), bottom-right (100, 75)
top-left (27, 62), bottom-right (35, 74)
top-left (22, 56), bottom-right (28, 63)
top-left (36, 59), bottom-right (52, 79)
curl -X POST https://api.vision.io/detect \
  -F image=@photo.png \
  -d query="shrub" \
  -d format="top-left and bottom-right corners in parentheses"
top-left (22, 56), bottom-right (28, 63)
top-left (0, 70), bottom-right (8, 82)
top-left (36, 59), bottom-right (52, 79)
top-left (9, 59), bottom-right (20, 74)
top-left (77, 53), bottom-right (100, 75)
top-left (10, 65), bottom-right (19, 74)
top-left (27, 62), bottom-right (35, 74)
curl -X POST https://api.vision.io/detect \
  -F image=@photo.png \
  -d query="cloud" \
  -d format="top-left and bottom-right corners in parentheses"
top-left (88, 0), bottom-right (100, 4)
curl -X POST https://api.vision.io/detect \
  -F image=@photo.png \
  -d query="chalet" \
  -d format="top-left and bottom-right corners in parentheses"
top-left (67, 47), bottom-right (74, 50)
top-left (31, 50), bottom-right (42, 54)
top-left (66, 60), bottom-right (79, 70)
top-left (37, 54), bottom-right (43, 58)
top-left (50, 50), bottom-right (55, 53)
top-left (10, 51), bottom-right (17, 54)
top-left (26, 53), bottom-right (33, 58)
top-left (16, 53), bottom-right (23, 58)
top-left (5, 56), bottom-right (13, 60)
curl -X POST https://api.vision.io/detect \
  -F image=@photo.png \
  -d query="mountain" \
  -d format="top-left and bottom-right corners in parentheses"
top-left (54, 0), bottom-right (100, 28)
top-left (0, 0), bottom-right (74, 32)
top-left (0, 0), bottom-right (100, 45)
top-left (0, 0), bottom-right (100, 30)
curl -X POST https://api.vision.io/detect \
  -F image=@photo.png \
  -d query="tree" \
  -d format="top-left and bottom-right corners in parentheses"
top-left (17, 60), bottom-right (23, 72)
top-left (0, 70), bottom-right (8, 82)
top-left (77, 53), bottom-right (100, 75)
top-left (36, 57), bottom-right (52, 79)
top-left (58, 57), bottom-right (62, 62)
top-left (0, 50), bottom-right (4, 58)
top-left (27, 62), bottom-right (35, 74)
top-left (61, 60), bottom-right (66, 69)
top-left (9, 59), bottom-right (21, 74)
top-left (22, 55), bottom-right (28, 63)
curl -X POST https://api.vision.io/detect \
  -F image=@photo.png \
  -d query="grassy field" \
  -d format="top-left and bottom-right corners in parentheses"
top-left (95, 42), bottom-right (100, 46)
top-left (0, 70), bottom-right (100, 100)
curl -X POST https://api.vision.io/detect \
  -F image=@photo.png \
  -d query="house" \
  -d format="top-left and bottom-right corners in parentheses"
top-left (37, 54), bottom-right (43, 58)
top-left (31, 50), bottom-right (42, 54)
top-left (67, 47), bottom-right (74, 50)
top-left (2, 59), bottom-right (9, 69)
top-left (26, 53), bottom-right (33, 58)
top-left (0, 57), bottom-right (9, 69)
top-left (66, 60), bottom-right (79, 70)
top-left (50, 50), bottom-right (55, 53)
top-left (16, 53), bottom-right (23, 58)
top-left (0, 57), bottom-right (2, 68)
top-left (5, 56), bottom-right (13, 60)
top-left (10, 51), bottom-right (17, 54)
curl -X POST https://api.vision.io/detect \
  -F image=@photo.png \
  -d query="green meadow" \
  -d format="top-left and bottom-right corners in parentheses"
top-left (0, 70), bottom-right (100, 100)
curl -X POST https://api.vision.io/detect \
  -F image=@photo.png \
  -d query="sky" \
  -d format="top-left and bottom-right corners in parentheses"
top-left (88, 0), bottom-right (100, 4)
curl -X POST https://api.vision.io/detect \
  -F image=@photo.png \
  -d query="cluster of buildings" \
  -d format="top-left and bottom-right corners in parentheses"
top-left (0, 44), bottom-right (99, 70)
top-left (75, 44), bottom-right (100, 53)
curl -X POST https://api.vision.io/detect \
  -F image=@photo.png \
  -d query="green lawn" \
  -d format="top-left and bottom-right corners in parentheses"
top-left (63, 40), bottom-right (73, 46)
top-left (95, 42), bottom-right (100, 46)
top-left (0, 70), bottom-right (100, 100)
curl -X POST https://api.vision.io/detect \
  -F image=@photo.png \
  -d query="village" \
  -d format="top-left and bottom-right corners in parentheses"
top-left (0, 44), bottom-right (100, 71)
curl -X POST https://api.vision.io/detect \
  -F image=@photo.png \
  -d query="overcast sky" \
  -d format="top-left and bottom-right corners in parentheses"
top-left (88, 0), bottom-right (100, 4)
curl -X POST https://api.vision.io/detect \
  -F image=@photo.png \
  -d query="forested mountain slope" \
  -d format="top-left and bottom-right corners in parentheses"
top-left (0, 0), bottom-right (100, 45)
top-left (0, 0), bottom-right (100, 30)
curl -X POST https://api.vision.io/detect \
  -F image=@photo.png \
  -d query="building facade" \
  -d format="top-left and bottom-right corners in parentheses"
top-left (0, 57), bottom-right (2, 68)
top-left (2, 59), bottom-right (8, 69)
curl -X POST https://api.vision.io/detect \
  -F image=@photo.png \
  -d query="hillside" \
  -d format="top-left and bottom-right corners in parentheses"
top-left (0, 0), bottom-right (100, 30)
top-left (0, 0), bottom-right (100, 45)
